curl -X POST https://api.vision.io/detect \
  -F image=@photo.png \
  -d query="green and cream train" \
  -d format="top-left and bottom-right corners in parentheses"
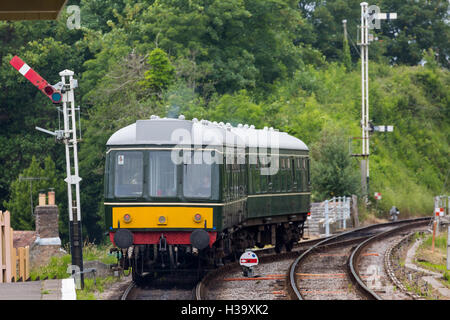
top-left (104, 116), bottom-right (310, 279)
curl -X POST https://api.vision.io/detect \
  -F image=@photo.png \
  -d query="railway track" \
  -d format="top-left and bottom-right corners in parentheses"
top-left (195, 235), bottom-right (370, 300)
top-left (120, 237), bottom-right (328, 300)
top-left (287, 217), bottom-right (431, 300)
top-left (121, 273), bottom-right (202, 300)
top-left (121, 218), bottom-right (431, 300)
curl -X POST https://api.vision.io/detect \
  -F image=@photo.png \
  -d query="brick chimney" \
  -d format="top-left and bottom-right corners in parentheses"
top-left (31, 188), bottom-right (62, 268)
top-left (38, 190), bottom-right (46, 206)
top-left (35, 190), bottom-right (59, 239)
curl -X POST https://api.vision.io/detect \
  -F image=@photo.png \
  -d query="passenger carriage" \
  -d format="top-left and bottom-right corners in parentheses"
top-left (104, 116), bottom-right (310, 279)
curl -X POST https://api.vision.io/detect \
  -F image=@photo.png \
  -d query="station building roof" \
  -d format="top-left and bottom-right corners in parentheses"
top-left (0, 0), bottom-right (67, 20)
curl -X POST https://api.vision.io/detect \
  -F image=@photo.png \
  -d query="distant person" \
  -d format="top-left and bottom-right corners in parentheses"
top-left (389, 206), bottom-right (400, 221)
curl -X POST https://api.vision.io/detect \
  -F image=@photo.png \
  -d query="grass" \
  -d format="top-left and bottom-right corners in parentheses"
top-left (29, 241), bottom-right (124, 300)
top-left (30, 241), bottom-right (118, 280)
top-left (76, 276), bottom-right (119, 300)
top-left (415, 232), bottom-right (450, 290)
top-left (30, 254), bottom-right (73, 280)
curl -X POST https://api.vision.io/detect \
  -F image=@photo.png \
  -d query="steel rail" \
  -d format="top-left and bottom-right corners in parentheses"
top-left (195, 235), bottom-right (371, 300)
top-left (348, 218), bottom-right (430, 300)
top-left (287, 217), bottom-right (431, 300)
top-left (121, 281), bottom-right (136, 300)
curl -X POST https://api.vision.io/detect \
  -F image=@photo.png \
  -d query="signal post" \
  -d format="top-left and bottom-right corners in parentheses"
top-left (10, 56), bottom-right (84, 288)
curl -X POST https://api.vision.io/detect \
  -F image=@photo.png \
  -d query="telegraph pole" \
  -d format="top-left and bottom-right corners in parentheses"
top-left (343, 19), bottom-right (348, 43)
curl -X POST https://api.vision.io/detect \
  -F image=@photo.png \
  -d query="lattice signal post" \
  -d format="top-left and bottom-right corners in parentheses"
top-left (353, 3), bottom-right (396, 197)
top-left (10, 57), bottom-right (84, 288)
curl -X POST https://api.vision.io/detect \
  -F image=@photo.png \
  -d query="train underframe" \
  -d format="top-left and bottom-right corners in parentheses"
top-left (113, 215), bottom-right (306, 282)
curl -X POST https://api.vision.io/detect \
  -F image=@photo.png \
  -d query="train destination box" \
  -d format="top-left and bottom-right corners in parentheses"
top-left (240, 251), bottom-right (259, 267)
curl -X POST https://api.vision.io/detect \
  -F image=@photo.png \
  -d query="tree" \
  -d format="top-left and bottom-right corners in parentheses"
top-left (378, 0), bottom-right (449, 68)
top-left (3, 156), bottom-right (63, 230)
top-left (310, 130), bottom-right (360, 201)
top-left (139, 48), bottom-right (176, 97)
top-left (342, 36), bottom-right (352, 71)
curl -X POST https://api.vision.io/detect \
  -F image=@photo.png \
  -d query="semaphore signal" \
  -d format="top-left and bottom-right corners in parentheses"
top-left (9, 56), bottom-right (85, 289)
top-left (9, 56), bottom-right (62, 104)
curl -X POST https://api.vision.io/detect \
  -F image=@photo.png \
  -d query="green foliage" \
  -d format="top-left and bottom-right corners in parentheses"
top-left (310, 130), bottom-right (360, 201)
top-left (342, 38), bottom-right (352, 71)
top-left (139, 48), bottom-right (176, 96)
top-left (0, 0), bottom-right (448, 243)
top-left (3, 156), bottom-right (64, 230)
top-left (30, 254), bottom-right (72, 281)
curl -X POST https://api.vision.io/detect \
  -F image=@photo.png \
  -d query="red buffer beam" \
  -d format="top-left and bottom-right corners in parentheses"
top-left (9, 55), bottom-right (62, 103)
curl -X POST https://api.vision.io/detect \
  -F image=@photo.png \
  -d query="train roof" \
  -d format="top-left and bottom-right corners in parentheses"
top-left (106, 116), bottom-right (309, 151)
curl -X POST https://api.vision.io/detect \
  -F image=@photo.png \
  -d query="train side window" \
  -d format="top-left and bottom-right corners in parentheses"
top-left (227, 164), bottom-right (233, 199)
top-left (114, 151), bottom-right (143, 197)
top-left (296, 158), bottom-right (302, 192)
top-left (254, 164), bottom-right (261, 193)
top-left (307, 158), bottom-right (311, 187)
top-left (286, 157), bottom-right (292, 191)
top-left (222, 164), bottom-right (228, 200)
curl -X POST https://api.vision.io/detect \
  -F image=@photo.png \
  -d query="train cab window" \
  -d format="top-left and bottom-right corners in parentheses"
top-left (149, 151), bottom-right (177, 197)
top-left (114, 151), bottom-right (143, 197)
top-left (183, 163), bottom-right (212, 198)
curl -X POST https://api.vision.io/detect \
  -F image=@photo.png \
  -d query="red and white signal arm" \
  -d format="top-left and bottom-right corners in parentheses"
top-left (9, 56), bottom-right (62, 104)
top-left (374, 192), bottom-right (382, 200)
top-left (239, 251), bottom-right (259, 267)
top-left (435, 207), bottom-right (445, 217)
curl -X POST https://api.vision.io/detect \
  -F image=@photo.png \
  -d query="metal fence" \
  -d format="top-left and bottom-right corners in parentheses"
top-left (305, 196), bottom-right (352, 237)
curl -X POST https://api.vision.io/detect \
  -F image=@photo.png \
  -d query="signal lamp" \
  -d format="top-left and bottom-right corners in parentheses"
top-left (158, 215), bottom-right (167, 225)
top-left (44, 85), bottom-right (54, 95)
top-left (123, 213), bottom-right (132, 223)
top-left (43, 85), bottom-right (62, 104)
top-left (193, 213), bottom-right (202, 223)
top-left (51, 92), bottom-right (62, 103)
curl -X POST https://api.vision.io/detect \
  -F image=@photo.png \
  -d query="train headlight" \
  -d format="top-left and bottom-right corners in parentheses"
top-left (193, 213), bottom-right (202, 223)
top-left (123, 213), bottom-right (132, 223)
top-left (158, 215), bottom-right (167, 225)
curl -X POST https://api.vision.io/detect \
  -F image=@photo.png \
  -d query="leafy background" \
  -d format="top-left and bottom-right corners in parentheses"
top-left (0, 0), bottom-right (448, 243)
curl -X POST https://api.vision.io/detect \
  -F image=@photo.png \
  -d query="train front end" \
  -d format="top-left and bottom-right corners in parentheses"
top-left (104, 117), bottom-right (222, 280)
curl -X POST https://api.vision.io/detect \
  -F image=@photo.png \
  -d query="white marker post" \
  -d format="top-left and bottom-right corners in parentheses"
top-left (240, 250), bottom-right (259, 277)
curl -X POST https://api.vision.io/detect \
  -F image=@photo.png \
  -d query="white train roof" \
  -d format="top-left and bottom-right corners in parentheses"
top-left (106, 115), bottom-right (309, 151)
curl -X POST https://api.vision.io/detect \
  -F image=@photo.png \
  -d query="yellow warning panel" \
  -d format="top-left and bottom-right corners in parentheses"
top-left (112, 206), bottom-right (213, 229)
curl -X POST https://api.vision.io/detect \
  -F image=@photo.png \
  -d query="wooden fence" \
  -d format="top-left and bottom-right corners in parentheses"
top-left (0, 211), bottom-right (30, 283)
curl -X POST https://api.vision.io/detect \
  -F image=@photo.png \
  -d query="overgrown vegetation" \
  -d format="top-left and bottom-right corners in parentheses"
top-left (416, 233), bottom-right (449, 282)
top-left (0, 0), bottom-right (448, 243)
top-left (30, 241), bottom-right (116, 280)
top-left (29, 241), bottom-right (121, 299)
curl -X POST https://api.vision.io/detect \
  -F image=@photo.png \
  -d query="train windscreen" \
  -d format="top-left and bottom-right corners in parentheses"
top-left (183, 163), bottom-right (212, 199)
top-left (149, 151), bottom-right (177, 197)
top-left (114, 151), bottom-right (144, 197)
